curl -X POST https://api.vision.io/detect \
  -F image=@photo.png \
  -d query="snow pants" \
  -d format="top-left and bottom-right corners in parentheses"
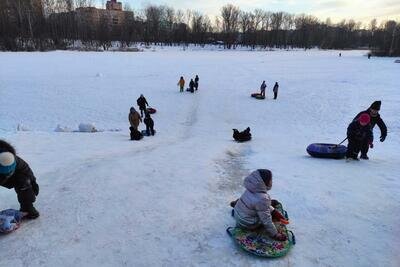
top-left (346, 138), bottom-right (363, 159)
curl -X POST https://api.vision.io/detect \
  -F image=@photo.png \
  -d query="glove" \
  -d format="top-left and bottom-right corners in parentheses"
top-left (369, 143), bottom-right (374, 149)
top-left (380, 135), bottom-right (386, 142)
top-left (273, 233), bottom-right (287, 241)
top-left (271, 209), bottom-right (289, 225)
top-left (32, 181), bottom-right (39, 196)
top-left (271, 199), bottom-right (282, 208)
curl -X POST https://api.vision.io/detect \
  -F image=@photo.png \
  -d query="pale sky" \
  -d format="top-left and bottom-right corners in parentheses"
top-left (98, 0), bottom-right (400, 25)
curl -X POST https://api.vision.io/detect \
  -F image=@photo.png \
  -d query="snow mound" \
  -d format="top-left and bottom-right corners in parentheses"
top-left (78, 123), bottom-right (98, 133)
top-left (54, 125), bottom-right (72, 132)
top-left (16, 123), bottom-right (30, 131)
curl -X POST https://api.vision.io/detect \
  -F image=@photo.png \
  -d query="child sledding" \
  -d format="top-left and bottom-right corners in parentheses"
top-left (0, 140), bottom-right (40, 220)
top-left (227, 169), bottom-right (295, 257)
top-left (233, 127), bottom-right (252, 142)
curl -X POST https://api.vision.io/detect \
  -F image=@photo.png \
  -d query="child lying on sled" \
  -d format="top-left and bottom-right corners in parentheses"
top-left (230, 169), bottom-right (288, 241)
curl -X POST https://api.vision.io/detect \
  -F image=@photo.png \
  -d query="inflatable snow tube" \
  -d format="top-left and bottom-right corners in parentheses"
top-left (306, 143), bottom-right (347, 159)
top-left (251, 93), bottom-right (265, 100)
top-left (146, 107), bottom-right (157, 114)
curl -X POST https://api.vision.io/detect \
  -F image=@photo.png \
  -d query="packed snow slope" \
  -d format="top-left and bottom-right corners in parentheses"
top-left (0, 49), bottom-right (399, 267)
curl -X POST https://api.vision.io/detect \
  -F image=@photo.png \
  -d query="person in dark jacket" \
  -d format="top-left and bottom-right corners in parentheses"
top-left (0, 140), bottom-right (40, 219)
top-left (144, 112), bottom-right (155, 136)
top-left (346, 114), bottom-right (373, 160)
top-left (260, 81), bottom-right (266, 97)
top-left (273, 82), bottom-right (279, 99)
top-left (189, 79), bottom-right (195, 93)
top-left (233, 127), bottom-right (251, 142)
top-left (194, 75), bottom-right (199, 90)
top-left (353, 101), bottom-right (387, 159)
top-left (136, 94), bottom-right (149, 117)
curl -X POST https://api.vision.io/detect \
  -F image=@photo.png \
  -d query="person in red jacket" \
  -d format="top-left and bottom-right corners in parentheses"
top-left (353, 101), bottom-right (387, 160)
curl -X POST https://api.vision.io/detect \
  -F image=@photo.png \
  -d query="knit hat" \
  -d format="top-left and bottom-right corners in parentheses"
top-left (0, 152), bottom-right (16, 175)
top-left (258, 169), bottom-right (272, 186)
top-left (370, 101), bottom-right (381, 111)
top-left (359, 113), bottom-right (371, 125)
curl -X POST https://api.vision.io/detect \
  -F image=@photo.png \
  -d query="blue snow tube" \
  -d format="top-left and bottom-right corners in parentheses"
top-left (306, 143), bottom-right (347, 159)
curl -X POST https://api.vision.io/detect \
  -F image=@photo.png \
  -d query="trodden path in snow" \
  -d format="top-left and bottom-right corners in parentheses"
top-left (0, 50), bottom-right (399, 266)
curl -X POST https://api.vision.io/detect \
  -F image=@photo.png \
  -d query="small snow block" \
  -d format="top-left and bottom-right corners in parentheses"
top-left (146, 107), bottom-right (157, 114)
top-left (307, 143), bottom-right (347, 159)
top-left (141, 130), bottom-right (156, 136)
top-left (251, 93), bottom-right (265, 100)
top-left (0, 209), bottom-right (24, 234)
top-left (227, 203), bottom-right (295, 257)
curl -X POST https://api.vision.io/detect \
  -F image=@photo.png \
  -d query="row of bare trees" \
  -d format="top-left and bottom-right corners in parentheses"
top-left (0, 1), bottom-right (399, 55)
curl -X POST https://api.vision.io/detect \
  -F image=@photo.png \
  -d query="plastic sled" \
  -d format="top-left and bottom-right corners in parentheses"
top-left (251, 93), bottom-right (265, 100)
top-left (227, 203), bottom-right (295, 257)
top-left (141, 129), bottom-right (156, 136)
top-left (147, 107), bottom-right (157, 114)
top-left (0, 209), bottom-right (25, 234)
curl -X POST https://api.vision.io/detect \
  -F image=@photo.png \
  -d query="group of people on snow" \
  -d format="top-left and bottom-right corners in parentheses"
top-left (260, 81), bottom-right (279, 99)
top-left (129, 94), bottom-right (155, 140)
top-left (346, 101), bottom-right (387, 160)
top-left (178, 75), bottom-right (199, 93)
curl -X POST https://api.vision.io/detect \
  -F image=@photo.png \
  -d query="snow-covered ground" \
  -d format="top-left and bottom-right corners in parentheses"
top-left (0, 49), bottom-right (399, 267)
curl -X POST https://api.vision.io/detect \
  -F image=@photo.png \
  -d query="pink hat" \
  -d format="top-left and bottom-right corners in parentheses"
top-left (359, 113), bottom-right (371, 125)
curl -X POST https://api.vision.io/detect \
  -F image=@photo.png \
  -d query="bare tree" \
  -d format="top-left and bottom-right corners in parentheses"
top-left (220, 4), bottom-right (240, 49)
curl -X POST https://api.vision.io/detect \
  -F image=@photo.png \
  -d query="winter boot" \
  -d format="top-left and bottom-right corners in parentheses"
top-left (360, 154), bottom-right (369, 160)
top-left (230, 199), bottom-right (238, 208)
top-left (20, 203), bottom-right (40, 219)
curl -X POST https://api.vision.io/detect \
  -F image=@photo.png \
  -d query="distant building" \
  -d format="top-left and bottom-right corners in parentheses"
top-left (75, 0), bottom-right (133, 28)
top-left (106, 0), bottom-right (122, 11)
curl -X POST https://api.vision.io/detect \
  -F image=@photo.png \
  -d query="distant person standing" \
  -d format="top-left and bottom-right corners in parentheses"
top-left (129, 107), bottom-right (142, 131)
top-left (178, 76), bottom-right (185, 92)
top-left (368, 53), bottom-right (371, 59)
top-left (136, 94), bottom-right (149, 117)
top-left (194, 75), bottom-right (199, 90)
top-left (260, 81), bottom-right (266, 97)
top-left (144, 112), bottom-right (155, 136)
top-left (273, 82), bottom-right (279, 100)
top-left (189, 79), bottom-right (195, 93)
top-left (339, 53), bottom-right (342, 57)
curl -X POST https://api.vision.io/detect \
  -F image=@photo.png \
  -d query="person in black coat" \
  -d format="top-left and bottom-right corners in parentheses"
top-left (194, 75), bottom-right (199, 90)
top-left (136, 94), bottom-right (149, 117)
top-left (346, 114), bottom-right (373, 160)
top-left (0, 140), bottom-right (40, 219)
top-left (353, 101), bottom-right (387, 159)
top-left (189, 79), bottom-right (195, 93)
top-left (144, 112), bottom-right (155, 136)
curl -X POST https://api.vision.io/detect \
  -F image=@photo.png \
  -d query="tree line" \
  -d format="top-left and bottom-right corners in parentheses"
top-left (0, 1), bottom-right (399, 56)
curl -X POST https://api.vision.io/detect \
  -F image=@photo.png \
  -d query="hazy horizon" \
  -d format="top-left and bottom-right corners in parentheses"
top-left (94, 0), bottom-right (400, 25)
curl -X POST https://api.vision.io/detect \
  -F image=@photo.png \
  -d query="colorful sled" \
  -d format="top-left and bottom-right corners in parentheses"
top-left (0, 209), bottom-right (25, 234)
top-left (146, 107), bottom-right (157, 114)
top-left (307, 143), bottom-right (347, 159)
top-left (251, 93), bottom-right (265, 100)
top-left (227, 203), bottom-right (295, 258)
top-left (141, 129), bottom-right (156, 136)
